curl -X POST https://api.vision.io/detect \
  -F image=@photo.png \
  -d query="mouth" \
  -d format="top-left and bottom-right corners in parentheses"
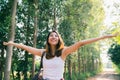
top-left (50, 39), bottom-right (58, 44)
top-left (51, 40), bottom-right (56, 42)
top-left (51, 39), bottom-right (57, 42)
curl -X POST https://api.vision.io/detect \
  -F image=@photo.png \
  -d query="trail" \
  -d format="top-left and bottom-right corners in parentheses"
top-left (87, 68), bottom-right (120, 80)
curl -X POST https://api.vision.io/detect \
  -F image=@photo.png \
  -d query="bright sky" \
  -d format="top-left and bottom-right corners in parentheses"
top-left (103, 0), bottom-right (120, 27)
top-left (101, 0), bottom-right (120, 68)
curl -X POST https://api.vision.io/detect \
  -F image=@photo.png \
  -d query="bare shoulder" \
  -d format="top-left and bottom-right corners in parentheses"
top-left (61, 46), bottom-right (68, 60)
top-left (36, 49), bottom-right (46, 56)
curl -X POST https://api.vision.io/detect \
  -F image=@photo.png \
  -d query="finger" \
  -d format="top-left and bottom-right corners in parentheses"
top-left (3, 42), bottom-right (8, 45)
top-left (112, 32), bottom-right (119, 37)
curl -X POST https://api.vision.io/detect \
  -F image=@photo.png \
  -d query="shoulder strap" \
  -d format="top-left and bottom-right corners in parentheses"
top-left (39, 52), bottom-right (45, 69)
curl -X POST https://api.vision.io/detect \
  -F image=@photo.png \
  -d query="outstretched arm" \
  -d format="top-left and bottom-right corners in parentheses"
top-left (3, 41), bottom-right (45, 56)
top-left (62, 33), bottom-right (118, 57)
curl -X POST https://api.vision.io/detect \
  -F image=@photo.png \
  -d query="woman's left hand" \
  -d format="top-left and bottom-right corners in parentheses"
top-left (105, 32), bottom-right (119, 38)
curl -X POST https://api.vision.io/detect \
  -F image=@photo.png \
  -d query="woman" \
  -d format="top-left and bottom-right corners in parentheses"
top-left (3, 30), bottom-right (118, 80)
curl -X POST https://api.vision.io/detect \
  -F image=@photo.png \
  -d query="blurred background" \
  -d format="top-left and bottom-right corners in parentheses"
top-left (0, 0), bottom-right (120, 80)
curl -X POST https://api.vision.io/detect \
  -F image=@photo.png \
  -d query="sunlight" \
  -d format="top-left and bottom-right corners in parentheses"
top-left (18, 0), bottom-right (22, 5)
top-left (100, 0), bottom-right (120, 69)
top-left (103, 0), bottom-right (120, 27)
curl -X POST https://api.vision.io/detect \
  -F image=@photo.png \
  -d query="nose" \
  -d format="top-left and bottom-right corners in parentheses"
top-left (52, 35), bottom-right (56, 38)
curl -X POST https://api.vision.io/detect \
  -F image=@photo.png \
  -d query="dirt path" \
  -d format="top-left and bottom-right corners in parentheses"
top-left (87, 68), bottom-right (120, 80)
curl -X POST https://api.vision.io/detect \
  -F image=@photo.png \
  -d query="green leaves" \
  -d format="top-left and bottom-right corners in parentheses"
top-left (108, 44), bottom-right (120, 65)
top-left (112, 27), bottom-right (120, 44)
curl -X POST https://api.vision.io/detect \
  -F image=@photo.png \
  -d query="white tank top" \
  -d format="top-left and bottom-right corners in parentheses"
top-left (43, 54), bottom-right (65, 80)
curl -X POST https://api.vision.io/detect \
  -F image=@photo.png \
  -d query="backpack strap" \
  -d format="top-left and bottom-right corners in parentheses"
top-left (39, 52), bottom-right (45, 69)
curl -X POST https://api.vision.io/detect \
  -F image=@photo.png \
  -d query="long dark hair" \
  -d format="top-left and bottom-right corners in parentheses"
top-left (45, 30), bottom-right (64, 59)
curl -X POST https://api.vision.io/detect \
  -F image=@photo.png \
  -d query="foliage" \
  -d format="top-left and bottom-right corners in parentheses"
top-left (0, 0), bottom-right (111, 80)
top-left (0, 0), bottom-right (12, 79)
top-left (108, 44), bottom-right (120, 65)
top-left (111, 27), bottom-right (120, 44)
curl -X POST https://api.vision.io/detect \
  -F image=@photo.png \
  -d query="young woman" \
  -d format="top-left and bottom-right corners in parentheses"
top-left (3, 30), bottom-right (118, 80)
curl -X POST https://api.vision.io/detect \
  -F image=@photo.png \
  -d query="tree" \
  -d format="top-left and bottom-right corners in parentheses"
top-left (108, 44), bottom-right (120, 67)
top-left (0, 0), bottom-right (108, 79)
top-left (32, 0), bottom-right (39, 78)
top-left (4, 0), bottom-right (18, 80)
top-left (0, 1), bottom-right (11, 79)
top-left (59, 0), bottom-right (104, 79)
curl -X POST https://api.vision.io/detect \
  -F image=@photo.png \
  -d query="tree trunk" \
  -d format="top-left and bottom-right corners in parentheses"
top-left (4, 0), bottom-right (17, 80)
top-left (53, 7), bottom-right (57, 30)
top-left (23, 9), bottom-right (30, 80)
top-left (64, 60), bottom-right (67, 79)
top-left (0, 49), bottom-right (4, 80)
top-left (67, 56), bottom-right (72, 80)
top-left (23, 51), bottom-right (29, 80)
top-left (77, 50), bottom-right (81, 74)
top-left (32, 0), bottom-right (39, 78)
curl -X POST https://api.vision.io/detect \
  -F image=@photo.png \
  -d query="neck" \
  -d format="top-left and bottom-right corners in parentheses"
top-left (51, 45), bottom-right (56, 55)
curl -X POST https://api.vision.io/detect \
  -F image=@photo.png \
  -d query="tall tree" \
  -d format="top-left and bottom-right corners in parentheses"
top-left (32, 0), bottom-right (39, 78)
top-left (4, 0), bottom-right (18, 80)
top-left (0, 1), bottom-right (11, 79)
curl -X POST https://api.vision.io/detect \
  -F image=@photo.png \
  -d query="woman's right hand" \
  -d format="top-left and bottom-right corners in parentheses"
top-left (3, 41), bottom-right (14, 46)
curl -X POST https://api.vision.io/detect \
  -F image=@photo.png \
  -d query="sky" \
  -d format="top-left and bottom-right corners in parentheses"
top-left (101, 0), bottom-right (120, 68)
top-left (103, 0), bottom-right (120, 27)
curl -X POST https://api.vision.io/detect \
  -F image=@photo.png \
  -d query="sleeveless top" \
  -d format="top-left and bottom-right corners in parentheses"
top-left (43, 54), bottom-right (65, 80)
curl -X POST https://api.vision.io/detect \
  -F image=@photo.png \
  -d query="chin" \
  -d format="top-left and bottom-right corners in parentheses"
top-left (50, 43), bottom-right (57, 46)
top-left (52, 44), bottom-right (57, 46)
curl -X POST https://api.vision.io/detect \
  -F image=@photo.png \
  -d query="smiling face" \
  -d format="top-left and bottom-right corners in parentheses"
top-left (45, 31), bottom-right (65, 58)
top-left (48, 32), bottom-right (59, 46)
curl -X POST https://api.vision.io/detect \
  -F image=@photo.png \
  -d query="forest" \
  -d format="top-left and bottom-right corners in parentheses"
top-left (0, 0), bottom-right (120, 80)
